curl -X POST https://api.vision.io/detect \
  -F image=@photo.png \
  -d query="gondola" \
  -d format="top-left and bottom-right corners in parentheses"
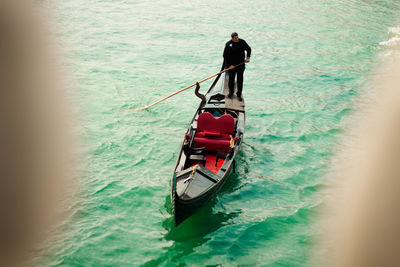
top-left (171, 70), bottom-right (246, 226)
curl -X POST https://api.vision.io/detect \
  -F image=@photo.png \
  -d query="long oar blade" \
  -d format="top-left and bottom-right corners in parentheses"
top-left (128, 62), bottom-right (244, 112)
top-left (128, 82), bottom-right (198, 112)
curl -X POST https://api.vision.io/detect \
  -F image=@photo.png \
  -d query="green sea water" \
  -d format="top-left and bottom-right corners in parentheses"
top-left (42, 0), bottom-right (400, 266)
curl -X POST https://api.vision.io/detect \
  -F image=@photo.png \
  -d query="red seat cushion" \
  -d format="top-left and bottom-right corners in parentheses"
top-left (194, 137), bottom-right (231, 152)
top-left (194, 112), bottom-right (235, 152)
top-left (197, 112), bottom-right (234, 135)
top-left (196, 130), bottom-right (224, 137)
top-left (203, 130), bottom-right (221, 137)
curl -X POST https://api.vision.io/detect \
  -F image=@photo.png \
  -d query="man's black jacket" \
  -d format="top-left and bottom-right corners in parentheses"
top-left (223, 39), bottom-right (251, 67)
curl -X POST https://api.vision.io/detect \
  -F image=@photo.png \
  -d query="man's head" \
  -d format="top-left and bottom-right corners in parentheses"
top-left (231, 32), bottom-right (239, 42)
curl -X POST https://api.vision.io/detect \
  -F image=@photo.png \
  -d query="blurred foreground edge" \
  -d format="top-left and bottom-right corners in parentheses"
top-left (317, 30), bottom-right (400, 266)
top-left (0, 1), bottom-right (76, 266)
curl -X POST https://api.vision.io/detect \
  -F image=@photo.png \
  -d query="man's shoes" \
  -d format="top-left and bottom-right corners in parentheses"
top-left (237, 95), bottom-right (243, 101)
top-left (227, 94), bottom-right (233, 99)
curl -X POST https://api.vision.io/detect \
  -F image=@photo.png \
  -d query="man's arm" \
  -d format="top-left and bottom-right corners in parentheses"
top-left (223, 42), bottom-right (231, 67)
top-left (243, 40), bottom-right (251, 62)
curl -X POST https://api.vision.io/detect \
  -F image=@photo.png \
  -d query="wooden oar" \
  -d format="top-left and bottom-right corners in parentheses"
top-left (129, 62), bottom-right (245, 111)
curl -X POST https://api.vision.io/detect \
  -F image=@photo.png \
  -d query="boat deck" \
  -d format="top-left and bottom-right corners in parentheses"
top-left (223, 82), bottom-right (245, 112)
top-left (205, 72), bottom-right (245, 112)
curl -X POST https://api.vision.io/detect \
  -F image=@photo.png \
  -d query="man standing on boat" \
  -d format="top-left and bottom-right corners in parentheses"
top-left (223, 32), bottom-right (251, 101)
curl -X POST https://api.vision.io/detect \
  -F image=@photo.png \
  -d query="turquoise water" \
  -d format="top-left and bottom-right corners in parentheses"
top-left (43, 0), bottom-right (400, 266)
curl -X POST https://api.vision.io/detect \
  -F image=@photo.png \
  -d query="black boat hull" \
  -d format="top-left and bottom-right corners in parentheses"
top-left (172, 158), bottom-right (235, 225)
top-left (171, 71), bottom-right (245, 226)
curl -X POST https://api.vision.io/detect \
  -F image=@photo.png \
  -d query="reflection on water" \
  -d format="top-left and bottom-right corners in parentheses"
top-left (147, 200), bottom-right (240, 266)
top-left (153, 164), bottom-right (244, 265)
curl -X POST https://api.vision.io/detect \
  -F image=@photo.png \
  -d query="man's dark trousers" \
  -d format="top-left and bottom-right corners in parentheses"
top-left (228, 65), bottom-right (245, 97)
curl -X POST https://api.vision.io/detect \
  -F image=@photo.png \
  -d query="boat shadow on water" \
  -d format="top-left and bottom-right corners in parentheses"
top-left (153, 198), bottom-right (241, 265)
top-left (148, 152), bottom-right (249, 265)
top-left (163, 197), bottom-right (240, 240)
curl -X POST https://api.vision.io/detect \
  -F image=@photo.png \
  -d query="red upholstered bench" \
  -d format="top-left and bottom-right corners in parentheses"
top-left (193, 112), bottom-right (235, 152)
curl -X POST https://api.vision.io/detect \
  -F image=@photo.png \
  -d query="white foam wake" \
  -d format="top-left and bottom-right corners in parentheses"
top-left (379, 27), bottom-right (400, 47)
